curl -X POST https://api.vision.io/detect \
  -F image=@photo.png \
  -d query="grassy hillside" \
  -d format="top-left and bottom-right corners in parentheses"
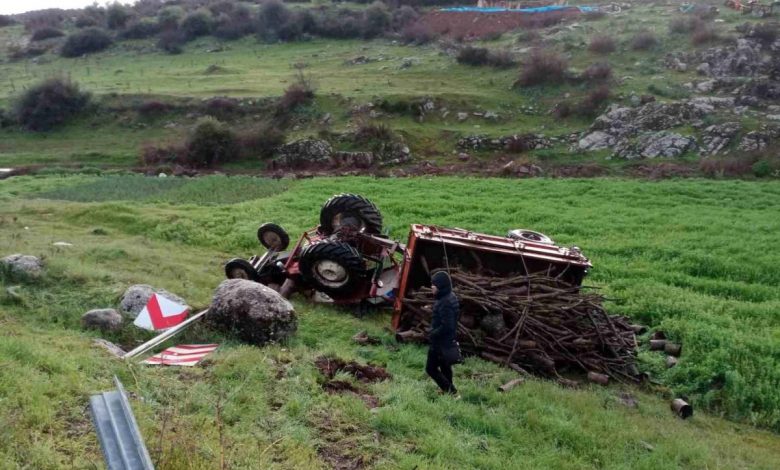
top-left (2, 3), bottom-right (772, 174)
top-left (2, 175), bottom-right (780, 468)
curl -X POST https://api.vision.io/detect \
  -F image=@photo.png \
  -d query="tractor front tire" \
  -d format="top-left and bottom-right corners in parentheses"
top-left (319, 194), bottom-right (383, 235)
top-left (225, 258), bottom-right (260, 282)
top-left (257, 223), bottom-right (290, 251)
top-left (299, 241), bottom-right (365, 296)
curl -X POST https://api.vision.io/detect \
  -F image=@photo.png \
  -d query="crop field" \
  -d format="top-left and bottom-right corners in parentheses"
top-left (2, 174), bottom-right (780, 468)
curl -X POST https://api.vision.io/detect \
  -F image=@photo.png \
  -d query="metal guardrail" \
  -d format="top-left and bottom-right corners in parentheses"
top-left (89, 376), bottom-right (154, 470)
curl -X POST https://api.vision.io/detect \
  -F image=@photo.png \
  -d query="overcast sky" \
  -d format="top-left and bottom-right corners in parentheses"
top-left (1, 1), bottom-right (134, 15)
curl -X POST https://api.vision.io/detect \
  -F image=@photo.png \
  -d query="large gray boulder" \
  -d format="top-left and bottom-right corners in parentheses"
top-left (207, 279), bottom-right (297, 346)
top-left (82, 308), bottom-right (123, 332)
top-left (119, 284), bottom-right (189, 319)
top-left (1, 254), bottom-right (44, 279)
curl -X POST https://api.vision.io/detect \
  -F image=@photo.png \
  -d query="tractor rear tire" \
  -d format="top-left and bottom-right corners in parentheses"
top-left (319, 194), bottom-right (383, 235)
top-left (299, 241), bottom-right (365, 296)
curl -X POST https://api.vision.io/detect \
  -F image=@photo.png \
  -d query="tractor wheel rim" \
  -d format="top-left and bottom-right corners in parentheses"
top-left (314, 260), bottom-right (348, 287)
top-left (332, 213), bottom-right (364, 232)
top-left (230, 268), bottom-right (249, 279)
top-left (262, 232), bottom-right (281, 249)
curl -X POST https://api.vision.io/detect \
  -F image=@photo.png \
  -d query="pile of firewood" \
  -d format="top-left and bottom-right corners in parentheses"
top-left (398, 269), bottom-right (643, 384)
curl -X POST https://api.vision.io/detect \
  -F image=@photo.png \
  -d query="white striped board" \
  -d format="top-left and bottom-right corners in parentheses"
top-left (142, 344), bottom-right (219, 367)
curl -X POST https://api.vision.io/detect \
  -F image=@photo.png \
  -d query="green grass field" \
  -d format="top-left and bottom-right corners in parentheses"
top-left (2, 174), bottom-right (780, 468)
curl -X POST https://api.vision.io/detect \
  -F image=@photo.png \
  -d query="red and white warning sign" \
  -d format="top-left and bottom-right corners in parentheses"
top-left (133, 294), bottom-right (189, 331)
top-left (142, 344), bottom-right (218, 366)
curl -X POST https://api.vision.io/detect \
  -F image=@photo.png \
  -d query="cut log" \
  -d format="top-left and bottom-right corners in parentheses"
top-left (498, 378), bottom-right (524, 392)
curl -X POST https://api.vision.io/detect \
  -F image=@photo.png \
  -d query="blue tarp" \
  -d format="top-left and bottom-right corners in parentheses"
top-left (440, 5), bottom-right (597, 13)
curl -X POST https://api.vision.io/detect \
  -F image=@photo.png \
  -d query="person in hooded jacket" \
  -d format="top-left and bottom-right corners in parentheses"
top-left (426, 270), bottom-right (461, 395)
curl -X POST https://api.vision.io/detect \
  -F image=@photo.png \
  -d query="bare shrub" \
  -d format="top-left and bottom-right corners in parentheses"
top-left (669, 17), bottom-right (703, 34)
top-left (119, 19), bottom-right (160, 40)
top-left (631, 31), bottom-right (658, 51)
top-left (576, 86), bottom-right (610, 117)
top-left (157, 30), bottom-right (187, 54)
top-left (392, 6), bottom-right (419, 31)
top-left (203, 97), bottom-right (239, 119)
top-left (237, 122), bottom-right (286, 159)
top-left (157, 6), bottom-right (184, 30)
top-left (581, 62), bottom-right (612, 82)
top-left (401, 21), bottom-right (436, 45)
top-left (256, 0), bottom-right (302, 42)
top-left (584, 10), bottom-right (606, 21)
top-left (106, 2), bottom-right (132, 30)
top-left (692, 26), bottom-right (719, 46)
top-left (180, 9), bottom-right (214, 40)
top-left (213, 5), bottom-right (254, 40)
top-left (276, 72), bottom-right (315, 116)
top-left (515, 49), bottom-right (568, 87)
top-left (744, 23), bottom-right (778, 45)
top-left (588, 35), bottom-right (616, 54)
top-left (354, 122), bottom-right (395, 144)
top-left (14, 77), bottom-right (90, 131)
top-left (61, 28), bottom-right (113, 57)
top-left (137, 100), bottom-right (170, 117)
top-left (24, 10), bottom-right (64, 32)
top-left (31, 27), bottom-right (65, 41)
top-left (457, 46), bottom-right (515, 68)
top-left (0, 15), bottom-right (16, 28)
top-left (141, 142), bottom-right (186, 166)
top-left (363, 2), bottom-right (390, 39)
top-left (185, 117), bottom-right (239, 167)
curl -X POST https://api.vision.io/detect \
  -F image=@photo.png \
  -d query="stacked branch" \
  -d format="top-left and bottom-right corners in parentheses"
top-left (399, 269), bottom-right (641, 383)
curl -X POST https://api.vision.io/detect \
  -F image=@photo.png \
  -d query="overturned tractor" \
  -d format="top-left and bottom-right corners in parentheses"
top-left (225, 194), bottom-right (641, 383)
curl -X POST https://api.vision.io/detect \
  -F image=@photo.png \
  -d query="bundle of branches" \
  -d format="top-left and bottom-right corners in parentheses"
top-left (399, 269), bottom-right (642, 384)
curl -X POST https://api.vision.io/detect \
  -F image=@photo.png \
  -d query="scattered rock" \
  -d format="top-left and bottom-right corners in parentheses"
top-left (119, 284), bottom-right (189, 319)
top-left (92, 338), bottom-right (126, 358)
top-left (207, 279), bottom-right (297, 346)
top-left (695, 80), bottom-right (716, 93)
top-left (458, 134), bottom-right (552, 151)
top-left (273, 139), bottom-right (332, 169)
top-left (738, 131), bottom-right (770, 152)
top-left (352, 330), bottom-right (381, 345)
top-left (578, 131), bottom-right (616, 151)
top-left (614, 131), bottom-right (697, 159)
top-left (52, 241), bottom-right (73, 247)
top-left (331, 151), bottom-right (374, 169)
top-left (701, 122), bottom-right (741, 155)
top-left (1, 254), bottom-right (44, 279)
top-left (82, 308), bottom-right (123, 332)
top-left (457, 112), bottom-right (469, 122)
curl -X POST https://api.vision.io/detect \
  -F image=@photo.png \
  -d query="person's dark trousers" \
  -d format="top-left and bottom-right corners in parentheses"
top-left (426, 347), bottom-right (457, 394)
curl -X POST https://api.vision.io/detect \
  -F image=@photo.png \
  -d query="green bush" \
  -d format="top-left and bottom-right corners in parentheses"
top-left (106, 2), bottom-right (132, 30)
top-left (180, 10), bottom-right (214, 40)
top-left (60, 28), bottom-right (113, 57)
top-left (184, 117), bottom-right (239, 167)
top-left (13, 77), bottom-right (90, 131)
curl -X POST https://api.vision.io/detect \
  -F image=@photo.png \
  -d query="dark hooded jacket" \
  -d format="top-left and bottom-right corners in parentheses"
top-left (429, 271), bottom-right (459, 348)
